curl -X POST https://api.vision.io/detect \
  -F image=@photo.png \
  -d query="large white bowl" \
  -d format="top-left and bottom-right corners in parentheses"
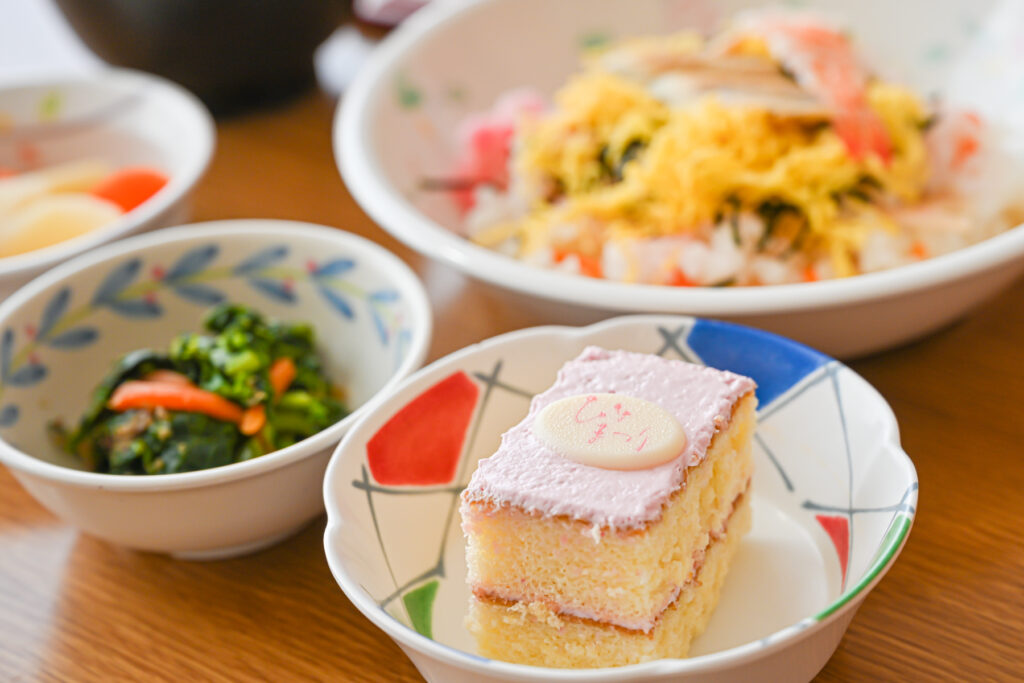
top-left (336, 0), bottom-right (1024, 358)
top-left (0, 220), bottom-right (431, 559)
top-left (324, 316), bottom-right (918, 682)
top-left (0, 68), bottom-right (215, 300)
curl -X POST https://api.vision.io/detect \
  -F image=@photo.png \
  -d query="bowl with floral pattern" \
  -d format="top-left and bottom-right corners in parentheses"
top-left (323, 315), bottom-right (917, 681)
top-left (0, 68), bottom-right (214, 300)
top-left (0, 219), bottom-right (431, 559)
top-left (336, 0), bottom-right (1024, 358)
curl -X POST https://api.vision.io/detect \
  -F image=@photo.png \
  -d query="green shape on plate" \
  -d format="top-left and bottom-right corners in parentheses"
top-left (445, 85), bottom-right (467, 104)
top-left (39, 91), bottom-right (63, 121)
top-left (395, 74), bottom-right (423, 110)
top-left (813, 513), bottom-right (912, 621)
top-left (403, 580), bottom-right (440, 638)
top-left (579, 31), bottom-right (612, 51)
top-left (923, 43), bottom-right (950, 64)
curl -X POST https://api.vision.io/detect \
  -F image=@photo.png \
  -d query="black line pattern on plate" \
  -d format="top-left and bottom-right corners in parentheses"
top-left (654, 324), bottom-right (698, 362)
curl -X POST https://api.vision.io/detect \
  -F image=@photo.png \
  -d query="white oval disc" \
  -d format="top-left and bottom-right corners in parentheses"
top-left (532, 393), bottom-right (687, 470)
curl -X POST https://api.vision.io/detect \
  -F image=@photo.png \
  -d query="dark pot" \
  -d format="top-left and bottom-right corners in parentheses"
top-left (54, 0), bottom-right (349, 114)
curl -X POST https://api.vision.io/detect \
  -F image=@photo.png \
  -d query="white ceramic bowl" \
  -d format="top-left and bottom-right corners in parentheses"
top-left (324, 316), bottom-right (918, 682)
top-left (0, 68), bottom-right (215, 300)
top-left (0, 220), bottom-right (431, 559)
top-left (336, 0), bottom-right (1024, 358)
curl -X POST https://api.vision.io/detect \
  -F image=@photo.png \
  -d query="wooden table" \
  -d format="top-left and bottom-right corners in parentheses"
top-left (1, 89), bottom-right (1022, 682)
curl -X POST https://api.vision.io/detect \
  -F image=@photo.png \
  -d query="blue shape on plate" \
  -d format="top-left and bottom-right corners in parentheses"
top-left (686, 319), bottom-right (830, 407)
top-left (314, 259), bottom-right (356, 277)
top-left (248, 278), bottom-right (295, 303)
top-left (48, 327), bottom-right (99, 349)
top-left (165, 244), bottom-right (219, 280)
top-left (37, 287), bottom-right (71, 340)
top-left (234, 245), bottom-right (289, 274)
top-left (172, 283), bottom-right (225, 305)
top-left (92, 258), bottom-right (142, 306)
top-left (0, 404), bottom-right (18, 427)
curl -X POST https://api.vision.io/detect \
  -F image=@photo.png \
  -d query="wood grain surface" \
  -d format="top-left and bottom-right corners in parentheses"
top-left (1, 90), bottom-right (1022, 683)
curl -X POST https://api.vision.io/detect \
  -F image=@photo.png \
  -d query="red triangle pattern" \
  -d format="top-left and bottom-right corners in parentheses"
top-left (366, 371), bottom-right (479, 486)
top-left (815, 514), bottom-right (850, 585)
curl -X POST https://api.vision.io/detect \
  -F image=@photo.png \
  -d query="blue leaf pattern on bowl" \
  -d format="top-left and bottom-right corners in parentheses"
top-left (233, 245), bottom-right (289, 274)
top-left (314, 259), bottom-right (356, 277)
top-left (0, 404), bottom-right (18, 427)
top-left (1, 329), bottom-right (12, 381)
top-left (104, 298), bottom-right (163, 318)
top-left (369, 305), bottom-right (388, 344)
top-left (90, 258), bottom-right (163, 317)
top-left (318, 287), bottom-right (354, 319)
top-left (91, 258), bottom-right (142, 306)
top-left (36, 287), bottom-right (71, 340)
top-left (369, 291), bottom-right (401, 343)
top-left (248, 278), bottom-right (296, 303)
top-left (6, 364), bottom-right (46, 387)
top-left (0, 241), bottom-right (412, 428)
top-left (48, 327), bottom-right (100, 349)
top-left (171, 283), bottom-right (225, 305)
top-left (164, 244), bottom-right (219, 281)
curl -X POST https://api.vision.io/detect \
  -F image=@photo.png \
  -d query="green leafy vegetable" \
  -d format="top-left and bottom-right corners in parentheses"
top-left (51, 303), bottom-right (347, 475)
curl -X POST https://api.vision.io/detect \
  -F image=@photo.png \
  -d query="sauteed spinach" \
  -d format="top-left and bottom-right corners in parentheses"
top-left (51, 304), bottom-right (346, 475)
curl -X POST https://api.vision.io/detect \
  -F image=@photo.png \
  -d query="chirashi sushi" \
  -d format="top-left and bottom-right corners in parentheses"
top-left (443, 10), bottom-right (1023, 287)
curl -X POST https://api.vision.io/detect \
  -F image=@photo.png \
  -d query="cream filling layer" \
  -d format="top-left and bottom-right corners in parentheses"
top-left (471, 486), bottom-right (748, 633)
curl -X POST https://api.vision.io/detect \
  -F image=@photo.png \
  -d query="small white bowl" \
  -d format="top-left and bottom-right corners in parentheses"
top-left (0, 220), bottom-right (431, 559)
top-left (336, 0), bottom-right (1024, 358)
top-left (324, 316), bottom-right (917, 682)
top-left (0, 68), bottom-right (215, 300)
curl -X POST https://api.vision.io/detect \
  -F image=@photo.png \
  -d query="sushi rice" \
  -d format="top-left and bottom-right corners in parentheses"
top-left (448, 10), bottom-right (1024, 287)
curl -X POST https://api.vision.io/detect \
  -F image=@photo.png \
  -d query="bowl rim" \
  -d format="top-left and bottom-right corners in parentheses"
top-left (0, 67), bottom-right (216, 278)
top-left (322, 314), bottom-right (919, 679)
top-left (0, 219), bottom-right (433, 491)
top-left (336, 0), bottom-right (1024, 317)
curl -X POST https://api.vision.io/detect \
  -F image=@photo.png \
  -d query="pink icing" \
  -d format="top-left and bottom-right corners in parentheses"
top-left (461, 347), bottom-right (756, 529)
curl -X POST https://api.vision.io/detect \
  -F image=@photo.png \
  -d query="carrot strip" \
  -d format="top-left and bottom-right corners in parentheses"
top-left (577, 253), bottom-right (603, 279)
top-left (239, 404), bottom-right (266, 436)
top-left (91, 167), bottom-right (168, 212)
top-left (108, 380), bottom-right (243, 423)
top-left (269, 357), bottom-right (297, 398)
top-left (667, 267), bottom-right (695, 287)
top-left (952, 135), bottom-right (979, 170)
top-left (144, 370), bottom-right (193, 385)
top-left (553, 248), bottom-right (603, 279)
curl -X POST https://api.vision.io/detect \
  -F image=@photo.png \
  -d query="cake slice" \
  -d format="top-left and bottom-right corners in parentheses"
top-left (459, 346), bottom-right (757, 668)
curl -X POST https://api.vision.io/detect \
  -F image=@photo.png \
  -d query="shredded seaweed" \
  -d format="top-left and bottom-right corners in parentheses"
top-left (756, 198), bottom-right (805, 252)
top-left (599, 139), bottom-right (647, 183)
top-left (724, 195), bottom-right (743, 246)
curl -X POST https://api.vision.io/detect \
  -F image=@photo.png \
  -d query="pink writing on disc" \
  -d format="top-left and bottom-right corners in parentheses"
top-left (532, 393), bottom-right (687, 470)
